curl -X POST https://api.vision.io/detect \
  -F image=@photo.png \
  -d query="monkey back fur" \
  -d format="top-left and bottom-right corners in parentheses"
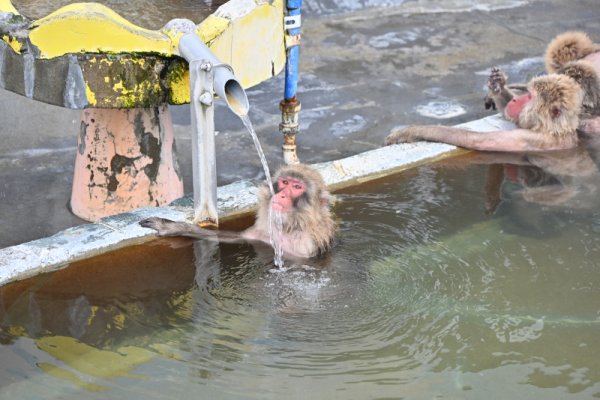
top-left (545, 31), bottom-right (600, 73)
top-left (557, 60), bottom-right (600, 117)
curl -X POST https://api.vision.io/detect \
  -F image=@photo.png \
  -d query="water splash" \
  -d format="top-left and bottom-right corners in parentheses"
top-left (239, 114), bottom-right (283, 266)
top-left (268, 207), bottom-right (285, 268)
top-left (239, 114), bottom-right (274, 196)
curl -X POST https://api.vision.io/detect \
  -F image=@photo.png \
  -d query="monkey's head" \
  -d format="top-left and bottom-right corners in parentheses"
top-left (270, 164), bottom-right (331, 222)
top-left (256, 163), bottom-right (335, 254)
top-left (545, 31), bottom-right (599, 73)
top-left (273, 163), bottom-right (328, 206)
top-left (506, 74), bottom-right (582, 137)
top-left (557, 60), bottom-right (600, 116)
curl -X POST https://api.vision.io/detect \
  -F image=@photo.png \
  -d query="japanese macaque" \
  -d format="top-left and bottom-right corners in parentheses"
top-left (545, 32), bottom-right (600, 117)
top-left (450, 141), bottom-right (600, 215)
top-left (139, 164), bottom-right (336, 259)
top-left (385, 31), bottom-right (600, 152)
top-left (486, 31), bottom-right (600, 116)
top-left (385, 73), bottom-right (583, 151)
top-left (544, 31), bottom-right (600, 74)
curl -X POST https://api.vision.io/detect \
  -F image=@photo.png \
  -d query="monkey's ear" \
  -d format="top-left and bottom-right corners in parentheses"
top-left (551, 106), bottom-right (561, 118)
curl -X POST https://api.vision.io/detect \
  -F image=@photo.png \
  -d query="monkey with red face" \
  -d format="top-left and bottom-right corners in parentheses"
top-left (487, 32), bottom-right (600, 119)
top-left (139, 164), bottom-right (336, 259)
top-left (385, 31), bottom-right (600, 152)
top-left (385, 73), bottom-right (583, 151)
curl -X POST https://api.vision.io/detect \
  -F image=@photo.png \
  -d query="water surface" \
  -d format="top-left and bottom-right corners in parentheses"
top-left (1, 155), bottom-right (599, 398)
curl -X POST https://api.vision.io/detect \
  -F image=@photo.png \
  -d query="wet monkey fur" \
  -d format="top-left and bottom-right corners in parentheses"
top-left (385, 31), bottom-right (600, 152)
top-left (544, 31), bottom-right (600, 74)
top-left (385, 73), bottom-right (583, 151)
top-left (140, 164), bottom-right (336, 259)
top-left (487, 31), bottom-right (600, 116)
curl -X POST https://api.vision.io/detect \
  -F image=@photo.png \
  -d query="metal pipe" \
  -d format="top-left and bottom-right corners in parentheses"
top-left (280, 0), bottom-right (302, 165)
top-left (189, 60), bottom-right (219, 227)
top-left (167, 20), bottom-right (250, 227)
top-left (179, 33), bottom-right (249, 116)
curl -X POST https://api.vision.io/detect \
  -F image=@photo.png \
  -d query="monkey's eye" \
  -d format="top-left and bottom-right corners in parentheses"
top-left (281, 179), bottom-right (289, 185)
top-left (293, 184), bottom-right (303, 190)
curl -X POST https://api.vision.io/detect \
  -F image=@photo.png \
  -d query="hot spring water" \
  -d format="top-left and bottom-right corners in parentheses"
top-left (2, 158), bottom-right (599, 399)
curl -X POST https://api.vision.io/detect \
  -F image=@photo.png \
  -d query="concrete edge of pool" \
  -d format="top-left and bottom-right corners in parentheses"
top-left (0, 114), bottom-right (514, 286)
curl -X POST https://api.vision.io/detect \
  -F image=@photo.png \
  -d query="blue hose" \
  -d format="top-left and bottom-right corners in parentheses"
top-left (284, 0), bottom-right (302, 100)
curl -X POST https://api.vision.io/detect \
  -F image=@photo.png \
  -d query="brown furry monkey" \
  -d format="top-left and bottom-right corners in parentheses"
top-left (140, 164), bottom-right (336, 259)
top-left (385, 32), bottom-right (600, 152)
top-left (544, 31), bottom-right (600, 74)
top-left (487, 32), bottom-right (600, 119)
top-left (385, 74), bottom-right (583, 151)
top-left (545, 32), bottom-right (600, 117)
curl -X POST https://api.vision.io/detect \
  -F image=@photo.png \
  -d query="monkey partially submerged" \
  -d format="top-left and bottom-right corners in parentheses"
top-left (140, 164), bottom-right (336, 259)
top-left (385, 31), bottom-right (600, 152)
top-left (385, 73), bottom-right (583, 151)
top-left (486, 32), bottom-right (600, 119)
top-left (545, 31), bottom-right (600, 118)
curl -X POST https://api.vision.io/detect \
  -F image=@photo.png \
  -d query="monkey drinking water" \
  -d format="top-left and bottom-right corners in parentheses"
top-left (139, 164), bottom-right (336, 259)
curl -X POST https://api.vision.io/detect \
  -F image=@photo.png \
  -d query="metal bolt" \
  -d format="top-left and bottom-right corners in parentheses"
top-left (200, 61), bottom-right (212, 71)
top-left (198, 91), bottom-right (213, 106)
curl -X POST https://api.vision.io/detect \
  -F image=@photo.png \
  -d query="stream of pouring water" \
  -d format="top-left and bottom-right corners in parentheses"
top-left (268, 208), bottom-right (285, 268)
top-left (240, 115), bottom-right (274, 195)
top-left (239, 114), bottom-right (285, 268)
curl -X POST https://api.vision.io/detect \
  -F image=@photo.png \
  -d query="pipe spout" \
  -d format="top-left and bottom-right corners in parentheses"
top-left (178, 33), bottom-right (249, 116)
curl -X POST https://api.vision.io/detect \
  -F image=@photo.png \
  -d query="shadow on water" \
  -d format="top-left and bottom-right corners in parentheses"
top-left (2, 146), bottom-right (600, 398)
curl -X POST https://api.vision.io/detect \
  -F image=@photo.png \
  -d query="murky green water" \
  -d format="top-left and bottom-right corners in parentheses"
top-left (1, 156), bottom-right (600, 399)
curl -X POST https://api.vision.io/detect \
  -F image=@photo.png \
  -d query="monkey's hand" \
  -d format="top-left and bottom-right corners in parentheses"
top-left (139, 217), bottom-right (215, 238)
top-left (139, 217), bottom-right (182, 236)
top-left (487, 66), bottom-right (507, 94)
top-left (384, 127), bottom-right (419, 146)
top-left (485, 67), bottom-right (508, 111)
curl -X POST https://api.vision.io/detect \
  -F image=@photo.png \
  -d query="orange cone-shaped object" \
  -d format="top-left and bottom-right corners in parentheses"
top-left (71, 106), bottom-right (183, 221)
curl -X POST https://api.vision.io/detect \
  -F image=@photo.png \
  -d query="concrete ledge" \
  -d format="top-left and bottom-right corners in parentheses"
top-left (0, 114), bottom-right (515, 286)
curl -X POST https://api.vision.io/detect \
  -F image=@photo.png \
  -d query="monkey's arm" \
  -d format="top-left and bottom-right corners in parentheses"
top-left (384, 125), bottom-right (578, 152)
top-left (484, 67), bottom-right (524, 112)
top-left (139, 217), bottom-right (246, 243)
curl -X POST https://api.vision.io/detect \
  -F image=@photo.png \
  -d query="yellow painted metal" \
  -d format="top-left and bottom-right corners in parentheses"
top-left (165, 0), bottom-right (286, 102)
top-left (167, 63), bottom-right (191, 105)
top-left (195, 15), bottom-right (231, 44)
top-left (228, 0), bottom-right (286, 89)
top-left (85, 82), bottom-right (97, 105)
top-left (2, 34), bottom-right (21, 53)
top-left (28, 3), bottom-right (172, 59)
top-left (0, 0), bottom-right (18, 14)
top-left (1, 0), bottom-right (286, 105)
